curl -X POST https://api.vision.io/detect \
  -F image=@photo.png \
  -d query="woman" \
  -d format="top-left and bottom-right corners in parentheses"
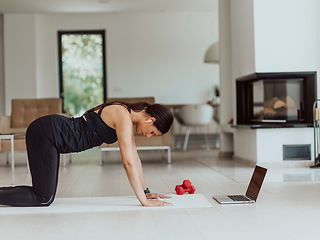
top-left (0, 101), bottom-right (174, 207)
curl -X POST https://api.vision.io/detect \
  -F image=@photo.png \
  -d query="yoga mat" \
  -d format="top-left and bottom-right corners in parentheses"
top-left (0, 194), bottom-right (212, 215)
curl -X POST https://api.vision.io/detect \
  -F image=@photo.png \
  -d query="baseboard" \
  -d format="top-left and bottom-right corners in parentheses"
top-left (218, 151), bottom-right (234, 159)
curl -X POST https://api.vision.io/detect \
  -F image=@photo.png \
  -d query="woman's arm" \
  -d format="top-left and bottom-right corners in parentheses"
top-left (114, 109), bottom-right (172, 207)
top-left (131, 139), bottom-right (171, 200)
top-left (131, 137), bottom-right (147, 191)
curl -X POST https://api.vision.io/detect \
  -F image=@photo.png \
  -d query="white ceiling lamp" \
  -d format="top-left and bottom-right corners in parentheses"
top-left (204, 42), bottom-right (219, 64)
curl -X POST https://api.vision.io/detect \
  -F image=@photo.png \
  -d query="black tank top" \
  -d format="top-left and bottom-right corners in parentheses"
top-left (51, 104), bottom-right (130, 153)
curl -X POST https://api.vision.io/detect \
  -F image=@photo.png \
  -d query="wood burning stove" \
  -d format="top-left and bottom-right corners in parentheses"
top-left (236, 72), bottom-right (316, 127)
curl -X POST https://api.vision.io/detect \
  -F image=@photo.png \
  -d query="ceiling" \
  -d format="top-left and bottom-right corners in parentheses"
top-left (0, 0), bottom-right (217, 14)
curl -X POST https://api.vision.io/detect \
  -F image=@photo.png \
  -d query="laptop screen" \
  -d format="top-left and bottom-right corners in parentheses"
top-left (245, 165), bottom-right (267, 200)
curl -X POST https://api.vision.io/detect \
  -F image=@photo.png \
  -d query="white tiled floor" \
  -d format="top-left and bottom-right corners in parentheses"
top-left (1, 148), bottom-right (320, 240)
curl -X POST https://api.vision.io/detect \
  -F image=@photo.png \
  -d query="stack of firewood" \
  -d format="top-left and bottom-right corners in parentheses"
top-left (262, 96), bottom-right (296, 115)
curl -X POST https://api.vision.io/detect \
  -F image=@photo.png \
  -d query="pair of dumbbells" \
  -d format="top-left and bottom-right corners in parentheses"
top-left (175, 179), bottom-right (196, 195)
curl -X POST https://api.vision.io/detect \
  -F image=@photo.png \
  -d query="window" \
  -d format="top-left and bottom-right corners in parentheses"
top-left (58, 30), bottom-right (106, 116)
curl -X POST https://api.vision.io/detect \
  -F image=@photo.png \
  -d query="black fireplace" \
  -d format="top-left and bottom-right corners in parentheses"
top-left (236, 72), bottom-right (316, 127)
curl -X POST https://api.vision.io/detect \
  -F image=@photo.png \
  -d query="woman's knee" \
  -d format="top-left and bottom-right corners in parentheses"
top-left (37, 194), bottom-right (55, 207)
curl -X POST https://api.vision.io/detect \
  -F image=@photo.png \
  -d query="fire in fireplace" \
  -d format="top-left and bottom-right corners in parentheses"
top-left (236, 72), bottom-right (316, 127)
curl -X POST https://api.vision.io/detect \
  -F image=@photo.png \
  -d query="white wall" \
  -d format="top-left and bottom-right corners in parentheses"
top-left (234, 128), bottom-right (257, 161)
top-left (230, 0), bottom-right (255, 80)
top-left (3, 14), bottom-right (38, 113)
top-left (4, 11), bottom-right (218, 114)
top-left (219, 0), bottom-right (234, 154)
top-left (219, 0), bottom-right (256, 155)
top-left (254, 0), bottom-right (320, 75)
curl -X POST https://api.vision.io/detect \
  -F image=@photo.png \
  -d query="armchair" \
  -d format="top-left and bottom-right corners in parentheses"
top-left (0, 98), bottom-right (62, 154)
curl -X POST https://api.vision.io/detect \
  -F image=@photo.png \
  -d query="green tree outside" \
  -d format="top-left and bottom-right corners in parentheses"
top-left (61, 33), bottom-right (104, 116)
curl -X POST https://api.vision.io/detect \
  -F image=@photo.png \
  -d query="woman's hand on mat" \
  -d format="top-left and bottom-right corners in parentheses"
top-left (145, 193), bottom-right (171, 199)
top-left (143, 199), bottom-right (173, 207)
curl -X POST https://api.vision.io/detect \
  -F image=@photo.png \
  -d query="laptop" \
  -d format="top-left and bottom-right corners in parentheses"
top-left (213, 165), bottom-right (267, 204)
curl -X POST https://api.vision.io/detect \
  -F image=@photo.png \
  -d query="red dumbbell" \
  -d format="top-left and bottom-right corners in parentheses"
top-left (175, 179), bottom-right (196, 195)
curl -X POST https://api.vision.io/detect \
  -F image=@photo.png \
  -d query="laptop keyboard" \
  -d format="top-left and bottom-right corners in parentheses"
top-left (228, 195), bottom-right (251, 202)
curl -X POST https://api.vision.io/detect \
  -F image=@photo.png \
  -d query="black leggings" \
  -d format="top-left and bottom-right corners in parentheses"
top-left (0, 116), bottom-right (60, 207)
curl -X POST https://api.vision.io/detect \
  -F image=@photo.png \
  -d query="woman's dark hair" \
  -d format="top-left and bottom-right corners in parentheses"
top-left (87, 101), bottom-right (174, 134)
top-left (146, 103), bottom-right (174, 134)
